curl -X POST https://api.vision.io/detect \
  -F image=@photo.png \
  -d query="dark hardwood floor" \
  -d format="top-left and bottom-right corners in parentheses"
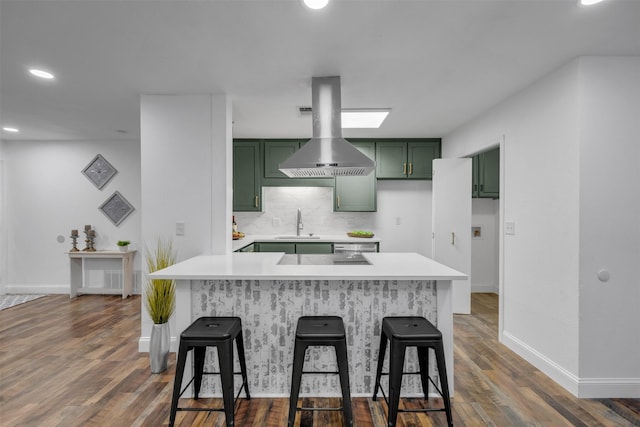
top-left (0, 293), bottom-right (638, 426)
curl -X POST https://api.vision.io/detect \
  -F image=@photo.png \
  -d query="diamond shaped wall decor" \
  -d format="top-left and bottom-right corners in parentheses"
top-left (82, 154), bottom-right (117, 189)
top-left (99, 191), bottom-right (134, 226)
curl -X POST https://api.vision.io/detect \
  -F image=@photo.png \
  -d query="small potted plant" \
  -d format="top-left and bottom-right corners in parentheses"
top-left (117, 240), bottom-right (131, 252)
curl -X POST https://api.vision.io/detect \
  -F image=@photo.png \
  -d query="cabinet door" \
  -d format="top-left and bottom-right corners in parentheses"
top-left (256, 242), bottom-right (295, 253)
top-left (407, 141), bottom-right (439, 179)
top-left (264, 140), bottom-right (300, 178)
top-left (376, 142), bottom-right (407, 178)
top-left (478, 147), bottom-right (499, 198)
top-left (233, 141), bottom-right (261, 211)
top-left (236, 243), bottom-right (255, 252)
top-left (295, 243), bottom-right (333, 254)
top-left (335, 141), bottom-right (377, 212)
top-left (471, 155), bottom-right (479, 198)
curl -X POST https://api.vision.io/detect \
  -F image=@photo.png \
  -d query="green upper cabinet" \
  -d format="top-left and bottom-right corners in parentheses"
top-left (376, 139), bottom-right (441, 179)
top-left (262, 139), bottom-right (334, 187)
top-left (334, 141), bottom-right (377, 212)
top-left (471, 147), bottom-right (499, 198)
top-left (264, 140), bottom-right (301, 178)
top-left (233, 140), bottom-right (262, 211)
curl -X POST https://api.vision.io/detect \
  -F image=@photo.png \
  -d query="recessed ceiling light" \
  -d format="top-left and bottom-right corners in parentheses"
top-left (580, 0), bottom-right (605, 5)
top-left (303, 0), bottom-right (329, 10)
top-left (341, 109), bottom-right (391, 129)
top-left (29, 68), bottom-right (55, 79)
top-left (2, 126), bottom-right (20, 133)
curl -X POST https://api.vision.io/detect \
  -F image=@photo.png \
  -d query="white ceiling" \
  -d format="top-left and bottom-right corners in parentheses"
top-left (1, 0), bottom-right (639, 142)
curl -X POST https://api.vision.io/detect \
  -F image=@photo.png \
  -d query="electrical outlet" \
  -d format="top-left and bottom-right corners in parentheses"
top-left (272, 217), bottom-right (281, 227)
top-left (505, 221), bottom-right (515, 235)
top-left (176, 221), bottom-right (185, 236)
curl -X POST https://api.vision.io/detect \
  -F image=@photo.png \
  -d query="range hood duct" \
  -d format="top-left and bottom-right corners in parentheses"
top-left (279, 76), bottom-right (376, 177)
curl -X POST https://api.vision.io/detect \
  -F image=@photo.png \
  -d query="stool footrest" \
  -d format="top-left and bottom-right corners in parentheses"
top-left (301, 370), bottom-right (339, 375)
top-left (297, 406), bottom-right (344, 412)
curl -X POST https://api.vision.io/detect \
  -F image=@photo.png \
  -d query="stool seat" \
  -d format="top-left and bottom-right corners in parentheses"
top-left (382, 316), bottom-right (442, 341)
top-left (181, 317), bottom-right (242, 341)
top-left (296, 315), bottom-right (345, 339)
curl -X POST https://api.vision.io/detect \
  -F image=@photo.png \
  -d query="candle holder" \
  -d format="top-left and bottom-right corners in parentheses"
top-left (69, 235), bottom-right (80, 252)
top-left (83, 228), bottom-right (97, 252)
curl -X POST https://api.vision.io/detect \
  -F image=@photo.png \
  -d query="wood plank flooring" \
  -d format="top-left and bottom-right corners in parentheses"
top-left (0, 293), bottom-right (638, 426)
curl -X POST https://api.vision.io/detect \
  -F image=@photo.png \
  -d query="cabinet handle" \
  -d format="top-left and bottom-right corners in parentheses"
top-left (480, 185), bottom-right (484, 192)
top-left (403, 163), bottom-right (407, 175)
top-left (409, 162), bottom-right (413, 175)
top-left (254, 195), bottom-right (259, 207)
top-left (451, 232), bottom-right (456, 245)
top-left (337, 196), bottom-right (341, 208)
top-left (474, 184), bottom-right (478, 191)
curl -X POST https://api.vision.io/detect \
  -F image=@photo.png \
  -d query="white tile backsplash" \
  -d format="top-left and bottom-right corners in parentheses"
top-left (234, 187), bottom-right (373, 235)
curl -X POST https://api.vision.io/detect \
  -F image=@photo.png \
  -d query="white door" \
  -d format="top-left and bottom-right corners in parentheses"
top-left (432, 158), bottom-right (472, 314)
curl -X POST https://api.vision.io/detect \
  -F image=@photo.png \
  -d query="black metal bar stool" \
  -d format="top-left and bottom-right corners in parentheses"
top-left (288, 315), bottom-right (353, 427)
top-left (372, 316), bottom-right (453, 427)
top-left (169, 316), bottom-right (250, 427)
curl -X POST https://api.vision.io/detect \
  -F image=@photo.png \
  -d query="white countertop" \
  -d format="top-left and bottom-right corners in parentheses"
top-left (150, 252), bottom-right (467, 281)
top-left (232, 234), bottom-right (381, 251)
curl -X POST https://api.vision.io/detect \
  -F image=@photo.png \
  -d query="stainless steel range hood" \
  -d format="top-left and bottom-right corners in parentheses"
top-left (279, 76), bottom-right (376, 177)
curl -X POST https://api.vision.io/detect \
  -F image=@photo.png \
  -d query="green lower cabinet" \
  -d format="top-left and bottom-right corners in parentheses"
top-left (236, 243), bottom-right (255, 252)
top-left (253, 242), bottom-right (333, 254)
top-left (255, 242), bottom-right (295, 254)
top-left (295, 242), bottom-right (333, 254)
top-left (334, 141), bottom-right (376, 212)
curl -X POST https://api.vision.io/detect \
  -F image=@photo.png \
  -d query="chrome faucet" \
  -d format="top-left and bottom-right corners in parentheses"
top-left (296, 208), bottom-right (304, 236)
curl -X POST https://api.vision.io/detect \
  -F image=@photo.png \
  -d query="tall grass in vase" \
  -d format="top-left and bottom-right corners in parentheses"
top-left (144, 239), bottom-right (176, 373)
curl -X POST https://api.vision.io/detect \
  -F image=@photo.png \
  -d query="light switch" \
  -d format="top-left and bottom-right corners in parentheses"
top-left (395, 217), bottom-right (401, 225)
top-left (176, 221), bottom-right (185, 236)
top-left (505, 221), bottom-right (515, 235)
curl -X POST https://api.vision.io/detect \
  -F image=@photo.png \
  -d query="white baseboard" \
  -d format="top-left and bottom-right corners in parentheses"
top-left (138, 336), bottom-right (179, 353)
top-left (5, 284), bottom-right (69, 294)
top-left (471, 283), bottom-right (498, 293)
top-left (503, 331), bottom-right (640, 398)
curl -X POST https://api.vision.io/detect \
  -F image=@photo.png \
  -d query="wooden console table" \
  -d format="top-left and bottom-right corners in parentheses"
top-left (67, 250), bottom-right (136, 298)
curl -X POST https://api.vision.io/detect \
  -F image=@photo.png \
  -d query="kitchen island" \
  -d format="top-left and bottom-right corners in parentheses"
top-left (150, 252), bottom-right (466, 398)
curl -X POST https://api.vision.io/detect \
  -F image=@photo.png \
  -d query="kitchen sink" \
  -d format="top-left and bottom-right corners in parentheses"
top-left (275, 235), bottom-right (321, 240)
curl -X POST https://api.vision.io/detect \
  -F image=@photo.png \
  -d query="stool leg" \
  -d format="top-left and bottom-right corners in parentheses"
top-left (217, 340), bottom-right (236, 427)
top-left (193, 346), bottom-right (206, 399)
top-left (387, 340), bottom-right (406, 427)
top-left (335, 340), bottom-right (353, 427)
top-left (287, 341), bottom-right (308, 427)
top-left (169, 341), bottom-right (189, 427)
top-left (434, 341), bottom-right (453, 427)
top-left (235, 329), bottom-right (251, 399)
top-left (417, 346), bottom-right (430, 400)
top-left (372, 330), bottom-right (388, 401)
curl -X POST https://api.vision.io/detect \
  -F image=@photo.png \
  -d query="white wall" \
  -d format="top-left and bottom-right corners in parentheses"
top-left (235, 180), bottom-right (433, 256)
top-left (443, 56), bottom-right (640, 398)
top-left (577, 57), bottom-right (640, 396)
top-left (471, 198), bottom-right (499, 293)
top-left (139, 94), bottom-right (232, 350)
top-left (0, 139), bottom-right (141, 294)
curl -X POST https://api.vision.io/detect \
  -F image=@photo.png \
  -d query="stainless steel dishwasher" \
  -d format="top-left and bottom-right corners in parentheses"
top-left (333, 242), bottom-right (378, 255)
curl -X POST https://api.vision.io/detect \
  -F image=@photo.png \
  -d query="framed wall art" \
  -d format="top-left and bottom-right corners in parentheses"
top-left (99, 191), bottom-right (134, 226)
top-left (82, 154), bottom-right (117, 189)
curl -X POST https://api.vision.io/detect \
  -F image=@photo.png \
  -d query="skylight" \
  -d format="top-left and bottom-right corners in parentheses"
top-left (341, 109), bottom-right (391, 129)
